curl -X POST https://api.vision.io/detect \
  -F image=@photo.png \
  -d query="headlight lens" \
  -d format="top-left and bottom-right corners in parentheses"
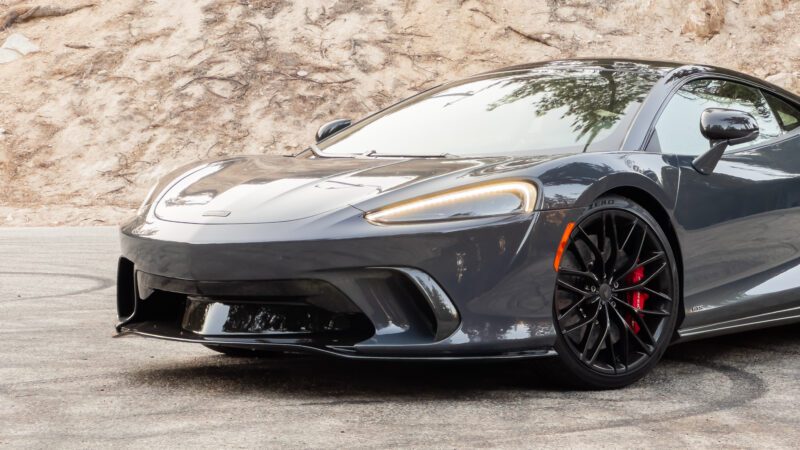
top-left (365, 181), bottom-right (537, 224)
top-left (136, 183), bottom-right (159, 216)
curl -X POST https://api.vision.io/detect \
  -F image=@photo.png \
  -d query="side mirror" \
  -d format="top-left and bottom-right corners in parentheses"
top-left (692, 108), bottom-right (759, 175)
top-left (316, 119), bottom-right (351, 143)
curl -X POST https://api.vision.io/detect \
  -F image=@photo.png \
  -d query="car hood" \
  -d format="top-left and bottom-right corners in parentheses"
top-left (153, 155), bottom-right (555, 224)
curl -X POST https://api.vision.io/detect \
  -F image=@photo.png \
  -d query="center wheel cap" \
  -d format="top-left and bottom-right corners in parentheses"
top-left (599, 283), bottom-right (612, 301)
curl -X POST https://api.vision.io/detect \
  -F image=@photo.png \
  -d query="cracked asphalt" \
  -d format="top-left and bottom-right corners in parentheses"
top-left (1, 227), bottom-right (799, 448)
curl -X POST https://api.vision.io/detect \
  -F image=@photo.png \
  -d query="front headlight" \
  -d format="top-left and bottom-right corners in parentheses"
top-left (364, 180), bottom-right (537, 224)
top-left (133, 161), bottom-right (218, 217)
top-left (136, 183), bottom-right (159, 216)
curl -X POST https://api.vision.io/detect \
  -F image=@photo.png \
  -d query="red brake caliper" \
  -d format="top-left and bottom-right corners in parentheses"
top-left (625, 266), bottom-right (649, 334)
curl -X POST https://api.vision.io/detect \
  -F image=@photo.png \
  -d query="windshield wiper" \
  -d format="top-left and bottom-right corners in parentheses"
top-left (363, 150), bottom-right (457, 158)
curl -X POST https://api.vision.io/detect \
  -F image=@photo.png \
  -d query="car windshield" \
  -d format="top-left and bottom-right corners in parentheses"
top-left (318, 67), bottom-right (660, 157)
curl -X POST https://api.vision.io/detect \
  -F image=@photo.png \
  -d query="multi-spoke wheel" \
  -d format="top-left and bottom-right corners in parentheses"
top-left (551, 195), bottom-right (679, 389)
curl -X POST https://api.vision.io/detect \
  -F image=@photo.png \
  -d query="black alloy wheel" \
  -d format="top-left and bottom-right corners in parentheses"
top-left (551, 196), bottom-right (680, 389)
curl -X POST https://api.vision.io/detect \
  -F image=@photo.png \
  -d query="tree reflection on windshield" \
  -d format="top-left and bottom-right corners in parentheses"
top-left (486, 66), bottom-right (659, 151)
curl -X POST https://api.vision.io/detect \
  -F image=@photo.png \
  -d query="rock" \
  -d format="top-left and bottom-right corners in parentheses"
top-left (2, 33), bottom-right (39, 55)
top-left (765, 72), bottom-right (792, 89)
top-left (0, 48), bottom-right (20, 64)
top-left (680, 0), bottom-right (726, 39)
top-left (296, 70), bottom-right (308, 77)
top-left (0, 33), bottom-right (38, 64)
top-left (554, 6), bottom-right (578, 23)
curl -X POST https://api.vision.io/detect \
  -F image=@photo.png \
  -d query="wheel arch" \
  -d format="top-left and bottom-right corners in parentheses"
top-left (596, 186), bottom-right (686, 333)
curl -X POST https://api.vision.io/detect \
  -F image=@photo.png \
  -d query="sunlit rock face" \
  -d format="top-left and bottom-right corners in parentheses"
top-left (1, 0), bottom-right (799, 226)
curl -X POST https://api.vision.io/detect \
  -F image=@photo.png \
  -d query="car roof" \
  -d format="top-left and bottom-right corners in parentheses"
top-left (481, 58), bottom-right (682, 77)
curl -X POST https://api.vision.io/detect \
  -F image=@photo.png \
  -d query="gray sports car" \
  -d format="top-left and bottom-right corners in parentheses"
top-left (116, 59), bottom-right (800, 388)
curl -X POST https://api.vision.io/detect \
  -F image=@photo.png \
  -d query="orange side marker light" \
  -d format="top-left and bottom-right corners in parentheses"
top-left (553, 222), bottom-right (576, 272)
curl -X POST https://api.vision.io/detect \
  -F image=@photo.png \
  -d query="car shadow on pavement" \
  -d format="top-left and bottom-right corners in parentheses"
top-left (127, 355), bottom-right (564, 398)
top-left (125, 323), bottom-right (799, 397)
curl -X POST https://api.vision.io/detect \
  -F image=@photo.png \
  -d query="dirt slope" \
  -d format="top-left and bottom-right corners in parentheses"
top-left (0, 0), bottom-right (797, 225)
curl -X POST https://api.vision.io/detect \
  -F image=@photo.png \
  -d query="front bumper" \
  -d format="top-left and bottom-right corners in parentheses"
top-left (117, 207), bottom-right (582, 359)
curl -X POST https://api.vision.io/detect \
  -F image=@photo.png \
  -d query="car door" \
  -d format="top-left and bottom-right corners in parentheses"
top-left (647, 77), bottom-right (800, 330)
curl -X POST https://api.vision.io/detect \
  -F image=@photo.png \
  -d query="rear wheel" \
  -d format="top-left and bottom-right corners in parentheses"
top-left (203, 344), bottom-right (283, 357)
top-left (551, 196), bottom-right (679, 389)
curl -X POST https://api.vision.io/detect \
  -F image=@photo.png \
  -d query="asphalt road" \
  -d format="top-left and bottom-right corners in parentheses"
top-left (1, 227), bottom-right (799, 448)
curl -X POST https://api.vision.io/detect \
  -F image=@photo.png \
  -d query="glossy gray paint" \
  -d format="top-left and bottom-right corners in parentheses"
top-left (119, 156), bottom-right (585, 356)
top-left (118, 58), bottom-right (800, 357)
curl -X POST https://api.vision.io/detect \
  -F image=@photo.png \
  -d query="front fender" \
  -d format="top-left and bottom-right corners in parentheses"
top-left (535, 152), bottom-right (680, 211)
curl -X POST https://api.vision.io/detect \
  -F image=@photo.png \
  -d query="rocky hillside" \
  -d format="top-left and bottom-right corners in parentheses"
top-left (0, 0), bottom-right (797, 225)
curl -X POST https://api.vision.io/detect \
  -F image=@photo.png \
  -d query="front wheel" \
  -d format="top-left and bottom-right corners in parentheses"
top-left (551, 196), bottom-right (680, 389)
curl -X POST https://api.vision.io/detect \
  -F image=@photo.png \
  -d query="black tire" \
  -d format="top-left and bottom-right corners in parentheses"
top-left (203, 344), bottom-right (283, 358)
top-left (550, 195), bottom-right (680, 389)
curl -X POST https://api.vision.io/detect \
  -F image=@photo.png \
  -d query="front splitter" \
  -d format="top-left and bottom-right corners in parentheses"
top-left (116, 322), bottom-right (557, 361)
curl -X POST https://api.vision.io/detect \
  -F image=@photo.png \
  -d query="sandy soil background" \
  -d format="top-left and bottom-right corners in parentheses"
top-left (0, 0), bottom-right (797, 226)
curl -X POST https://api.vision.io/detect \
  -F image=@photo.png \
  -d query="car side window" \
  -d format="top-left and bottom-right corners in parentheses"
top-left (764, 92), bottom-right (800, 132)
top-left (651, 79), bottom-right (782, 155)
